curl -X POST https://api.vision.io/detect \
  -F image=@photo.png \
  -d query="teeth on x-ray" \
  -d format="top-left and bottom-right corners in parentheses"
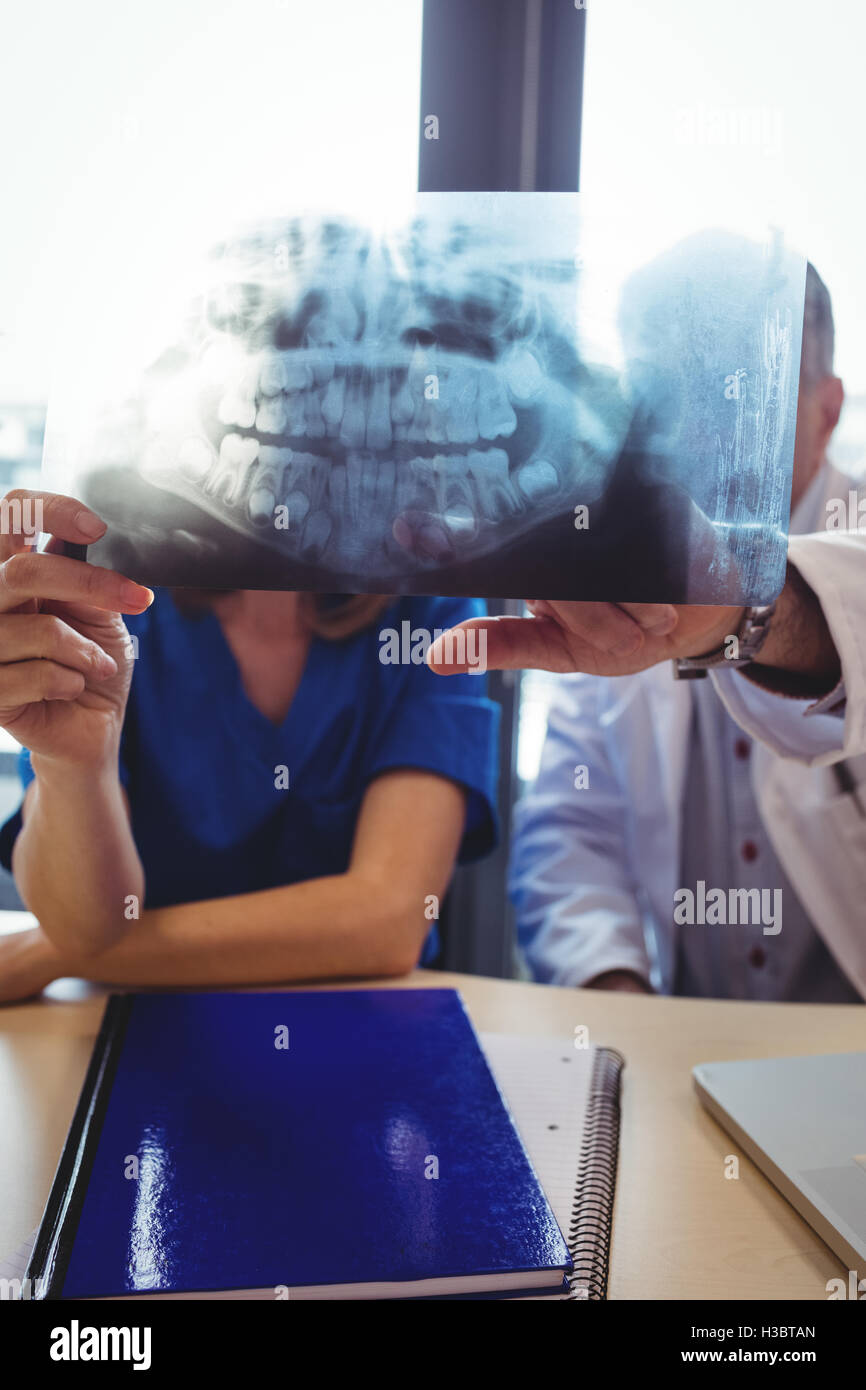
top-left (46, 198), bottom-right (803, 601)
top-left (87, 209), bottom-right (631, 581)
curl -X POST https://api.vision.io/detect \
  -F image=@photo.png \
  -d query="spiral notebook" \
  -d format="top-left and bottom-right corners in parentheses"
top-left (24, 990), bottom-right (580, 1301)
top-left (481, 1034), bottom-right (624, 1301)
top-left (19, 992), bottom-right (623, 1301)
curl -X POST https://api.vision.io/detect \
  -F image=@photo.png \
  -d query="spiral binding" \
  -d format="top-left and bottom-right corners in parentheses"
top-left (566, 1046), bottom-right (625, 1301)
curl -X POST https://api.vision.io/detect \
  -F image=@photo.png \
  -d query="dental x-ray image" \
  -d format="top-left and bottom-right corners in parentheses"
top-left (42, 194), bottom-right (805, 603)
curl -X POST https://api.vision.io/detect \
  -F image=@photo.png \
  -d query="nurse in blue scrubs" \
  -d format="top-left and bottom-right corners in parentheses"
top-left (0, 492), bottom-right (498, 1000)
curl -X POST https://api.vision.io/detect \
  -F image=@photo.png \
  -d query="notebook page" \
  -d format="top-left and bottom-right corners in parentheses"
top-left (480, 1033), bottom-right (595, 1234)
top-left (0, 1230), bottom-right (36, 1296)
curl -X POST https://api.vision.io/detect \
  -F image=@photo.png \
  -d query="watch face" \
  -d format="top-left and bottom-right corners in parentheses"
top-left (43, 197), bottom-right (804, 604)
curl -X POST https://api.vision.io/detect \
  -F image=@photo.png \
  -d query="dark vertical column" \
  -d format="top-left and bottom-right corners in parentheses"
top-left (418, 0), bottom-right (586, 977)
top-left (418, 0), bottom-right (586, 193)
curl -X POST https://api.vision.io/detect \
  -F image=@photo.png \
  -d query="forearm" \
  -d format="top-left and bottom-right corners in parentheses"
top-left (13, 755), bottom-right (144, 955)
top-left (55, 870), bottom-right (430, 987)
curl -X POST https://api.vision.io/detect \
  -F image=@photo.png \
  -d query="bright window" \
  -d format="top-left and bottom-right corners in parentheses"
top-left (581, 0), bottom-right (866, 476)
top-left (0, 0), bottom-right (423, 767)
top-left (518, 0), bottom-right (866, 787)
top-left (0, 0), bottom-right (423, 403)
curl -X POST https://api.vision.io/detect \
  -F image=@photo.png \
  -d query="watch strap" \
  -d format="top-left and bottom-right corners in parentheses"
top-left (673, 601), bottom-right (777, 680)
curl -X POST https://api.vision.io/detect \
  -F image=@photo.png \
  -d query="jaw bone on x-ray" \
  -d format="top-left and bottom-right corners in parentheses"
top-left (42, 195), bottom-right (805, 604)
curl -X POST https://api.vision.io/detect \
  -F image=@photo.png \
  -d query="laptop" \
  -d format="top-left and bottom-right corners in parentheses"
top-left (693, 1052), bottom-right (866, 1271)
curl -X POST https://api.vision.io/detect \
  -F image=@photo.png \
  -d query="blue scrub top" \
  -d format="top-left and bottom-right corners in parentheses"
top-left (0, 592), bottom-right (499, 964)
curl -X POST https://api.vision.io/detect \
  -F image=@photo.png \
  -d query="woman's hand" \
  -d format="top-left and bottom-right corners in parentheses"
top-left (0, 926), bottom-right (61, 1004)
top-left (0, 490), bottom-right (153, 768)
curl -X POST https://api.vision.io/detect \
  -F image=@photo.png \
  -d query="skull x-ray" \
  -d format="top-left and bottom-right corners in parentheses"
top-left (42, 195), bottom-right (805, 603)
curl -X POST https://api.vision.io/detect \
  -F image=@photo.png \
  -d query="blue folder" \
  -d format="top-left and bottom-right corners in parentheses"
top-left (28, 989), bottom-right (571, 1299)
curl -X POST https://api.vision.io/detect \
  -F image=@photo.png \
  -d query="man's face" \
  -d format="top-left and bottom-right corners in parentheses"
top-left (791, 372), bottom-right (844, 508)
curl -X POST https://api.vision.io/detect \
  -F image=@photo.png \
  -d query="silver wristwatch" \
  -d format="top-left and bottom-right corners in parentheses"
top-left (673, 601), bottom-right (777, 680)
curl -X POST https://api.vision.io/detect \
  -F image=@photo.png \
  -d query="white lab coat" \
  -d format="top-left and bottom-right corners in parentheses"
top-left (510, 463), bottom-right (866, 997)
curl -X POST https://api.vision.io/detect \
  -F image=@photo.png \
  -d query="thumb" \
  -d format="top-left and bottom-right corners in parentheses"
top-left (426, 615), bottom-right (566, 674)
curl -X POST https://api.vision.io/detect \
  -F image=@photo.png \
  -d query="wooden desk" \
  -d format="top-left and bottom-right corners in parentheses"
top-left (1, 915), bottom-right (863, 1299)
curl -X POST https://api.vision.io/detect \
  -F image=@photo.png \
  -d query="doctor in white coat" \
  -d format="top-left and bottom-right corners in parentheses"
top-left (431, 266), bottom-right (866, 1002)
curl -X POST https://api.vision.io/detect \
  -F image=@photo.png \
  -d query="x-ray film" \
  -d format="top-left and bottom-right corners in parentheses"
top-left (42, 195), bottom-right (805, 603)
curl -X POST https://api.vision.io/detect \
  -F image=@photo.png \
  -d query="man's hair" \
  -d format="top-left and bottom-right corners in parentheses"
top-left (801, 262), bottom-right (835, 387)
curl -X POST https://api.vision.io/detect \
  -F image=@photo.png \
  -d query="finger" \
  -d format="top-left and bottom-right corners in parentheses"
top-left (0, 660), bottom-right (87, 710)
top-left (40, 597), bottom-right (130, 629)
top-left (0, 614), bottom-right (117, 681)
top-left (0, 490), bottom-right (106, 563)
top-left (0, 552), bottom-right (152, 615)
top-left (617, 603), bottom-right (678, 636)
top-left (25, 535), bottom-right (68, 621)
top-left (427, 616), bottom-right (570, 674)
top-left (542, 601), bottom-right (647, 657)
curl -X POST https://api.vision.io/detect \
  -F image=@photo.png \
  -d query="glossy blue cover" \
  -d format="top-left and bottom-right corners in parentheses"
top-left (59, 989), bottom-right (570, 1297)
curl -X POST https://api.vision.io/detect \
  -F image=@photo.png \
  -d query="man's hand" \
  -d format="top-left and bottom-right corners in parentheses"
top-left (427, 600), bottom-right (744, 678)
top-left (585, 969), bottom-right (652, 994)
top-left (427, 566), bottom-right (840, 692)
